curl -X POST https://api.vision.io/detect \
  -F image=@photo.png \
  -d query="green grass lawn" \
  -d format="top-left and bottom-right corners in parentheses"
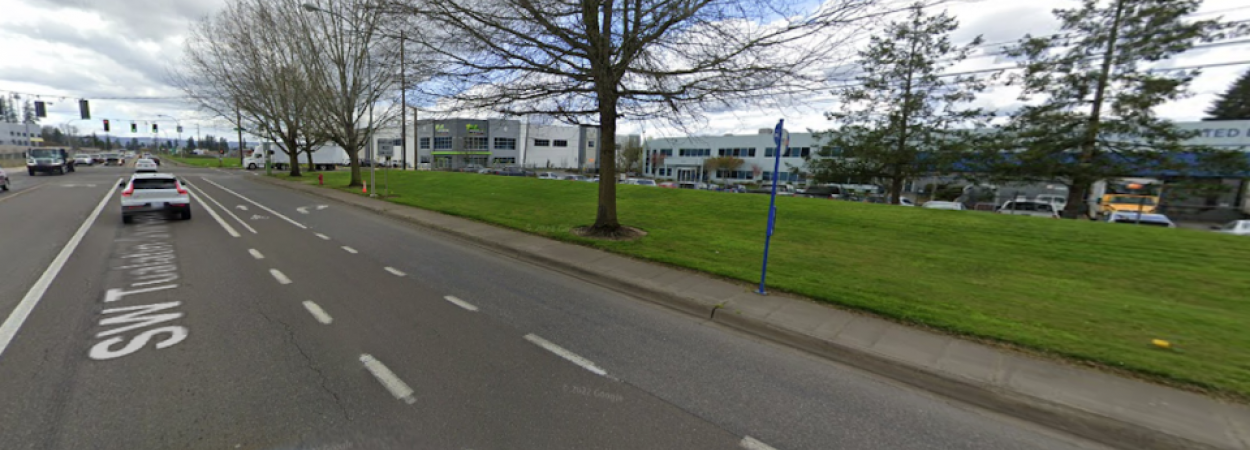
top-left (168, 155), bottom-right (242, 168)
top-left (277, 170), bottom-right (1250, 400)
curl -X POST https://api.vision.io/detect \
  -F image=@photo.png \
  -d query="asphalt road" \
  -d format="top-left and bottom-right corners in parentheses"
top-left (0, 164), bottom-right (1109, 450)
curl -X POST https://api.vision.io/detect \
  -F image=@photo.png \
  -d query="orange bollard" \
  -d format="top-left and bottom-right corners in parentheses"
top-left (362, 182), bottom-right (368, 194)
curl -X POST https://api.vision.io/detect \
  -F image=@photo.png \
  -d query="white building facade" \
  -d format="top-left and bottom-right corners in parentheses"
top-left (645, 128), bottom-right (823, 184)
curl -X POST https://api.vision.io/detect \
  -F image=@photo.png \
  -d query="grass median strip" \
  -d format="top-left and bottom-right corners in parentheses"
top-left (275, 170), bottom-right (1250, 400)
top-left (166, 155), bottom-right (242, 168)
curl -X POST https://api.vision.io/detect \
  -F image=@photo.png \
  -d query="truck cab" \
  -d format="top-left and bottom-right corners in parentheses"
top-left (27, 148), bottom-right (75, 175)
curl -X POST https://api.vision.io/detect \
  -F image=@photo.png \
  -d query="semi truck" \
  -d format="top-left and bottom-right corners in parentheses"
top-left (244, 143), bottom-right (348, 171)
top-left (26, 148), bottom-right (75, 175)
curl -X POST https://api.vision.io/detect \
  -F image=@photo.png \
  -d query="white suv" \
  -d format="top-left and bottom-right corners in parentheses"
top-left (119, 174), bottom-right (192, 223)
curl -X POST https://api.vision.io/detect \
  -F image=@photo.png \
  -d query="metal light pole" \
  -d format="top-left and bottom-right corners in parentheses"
top-left (157, 114), bottom-right (181, 156)
top-left (400, 29), bottom-right (407, 171)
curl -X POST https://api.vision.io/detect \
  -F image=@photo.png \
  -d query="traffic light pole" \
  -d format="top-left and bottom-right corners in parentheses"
top-left (236, 102), bottom-right (245, 167)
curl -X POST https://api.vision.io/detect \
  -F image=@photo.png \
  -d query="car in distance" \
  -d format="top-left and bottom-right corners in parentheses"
top-left (1105, 211), bottom-right (1175, 227)
top-left (74, 154), bottom-right (96, 166)
top-left (27, 148), bottom-right (75, 175)
top-left (135, 159), bottom-right (159, 173)
top-left (0, 166), bottom-right (9, 191)
top-left (537, 172), bottom-right (561, 180)
top-left (922, 200), bottom-right (965, 210)
top-left (996, 200), bottom-right (1060, 218)
top-left (119, 173), bottom-right (192, 223)
top-left (1211, 220), bottom-right (1250, 235)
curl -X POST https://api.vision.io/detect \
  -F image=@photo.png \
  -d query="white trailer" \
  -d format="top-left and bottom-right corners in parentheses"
top-left (245, 143), bottom-right (348, 171)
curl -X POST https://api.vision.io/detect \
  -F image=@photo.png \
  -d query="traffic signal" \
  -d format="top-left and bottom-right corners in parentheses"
top-left (176, 125), bottom-right (183, 133)
top-left (79, 99), bottom-right (91, 120)
top-left (152, 123), bottom-right (158, 132)
top-left (103, 119), bottom-right (110, 132)
top-left (34, 101), bottom-right (46, 118)
top-left (131, 122), bottom-right (137, 133)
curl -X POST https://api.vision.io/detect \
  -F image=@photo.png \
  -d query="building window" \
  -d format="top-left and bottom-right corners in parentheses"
top-left (553, 139), bottom-right (568, 147)
top-left (679, 148), bottom-right (710, 157)
top-left (589, 140), bottom-right (595, 147)
top-left (782, 147), bottom-right (811, 157)
top-left (534, 139), bottom-right (550, 147)
top-left (465, 136), bottom-right (488, 150)
top-left (717, 148), bottom-right (756, 157)
top-left (493, 137), bottom-right (517, 150)
top-left (765, 147), bottom-right (775, 157)
top-left (419, 137), bottom-right (430, 149)
top-left (657, 148), bottom-right (673, 156)
top-left (433, 137), bottom-right (452, 149)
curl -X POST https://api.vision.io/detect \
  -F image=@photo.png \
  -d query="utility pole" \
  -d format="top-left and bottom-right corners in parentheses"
top-left (236, 101), bottom-right (245, 166)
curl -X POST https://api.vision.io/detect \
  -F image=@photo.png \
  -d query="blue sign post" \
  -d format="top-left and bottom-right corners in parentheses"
top-left (758, 119), bottom-right (788, 295)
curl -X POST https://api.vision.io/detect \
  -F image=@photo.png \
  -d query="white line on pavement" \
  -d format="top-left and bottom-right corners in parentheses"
top-left (270, 269), bottom-right (292, 285)
top-left (739, 436), bottom-right (779, 450)
top-left (443, 295), bottom-right (479, 312)
top-left (296, 206), bottom-right (309, 214)
top-left (314, 233), bottom-right (330, 240)
top-left (384, 267), bottom-right (406, 277)
top-left (189, 184), bottom-right (257, 234)
top-left (200, 177), bottom-right (308, 229)
top-left (360, 354), bottom-right (416, 404)
top-left (523, 334), bottom-right (607, 377)
top-left (249, 249), bottom-right (264, 259)
top-left (0, 179), bottom-right (120, 359)
top-left (187, 189), bottom-right (240, 238)
top-left (341, 246), bottom-right (358, 254)
top-left (301, 301), bottom-right (333, 324)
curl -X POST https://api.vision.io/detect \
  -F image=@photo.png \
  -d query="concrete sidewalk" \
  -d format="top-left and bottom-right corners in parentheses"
top-left (255, 174), bottom-right (1250, 450)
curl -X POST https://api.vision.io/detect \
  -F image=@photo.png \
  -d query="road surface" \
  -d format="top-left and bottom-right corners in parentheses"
top-left (0, 165), bottom-right (1106, 450)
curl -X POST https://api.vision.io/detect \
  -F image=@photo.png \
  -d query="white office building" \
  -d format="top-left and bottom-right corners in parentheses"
top-left (645, 128), bottom-right (823, 184)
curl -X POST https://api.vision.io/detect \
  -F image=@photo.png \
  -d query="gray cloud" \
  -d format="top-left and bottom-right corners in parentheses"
top-left (35, 0), bottom-right (225, 42)
top-left (2, 19), bottom-right (180, 91)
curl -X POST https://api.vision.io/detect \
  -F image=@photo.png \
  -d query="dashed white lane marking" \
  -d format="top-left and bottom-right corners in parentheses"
top-left (341, 246), bottom-right (358, 254)
top-left (201, 177), bottom-right (307, 229)
top-left (189, 184), bottom-right (257, 234)
top-left (249, 249), bottom-right (264, 259)
top-left (384, 267), bottom-right (406, 277)
top-left (186, 189), bottom-right (240, 238)
top-left (523, 334), bottom-right (607, 377)
top-left (360, 354), bottom-right (416, 404)
top-left (443, 295), bottom-right (479, 312)
top-left (270, 269), bottom-right (292, 285)
top-left (739, 436), bottom-right (778, 450)
top-left (316, 205), bottom-right (328, 210)
top-left (236, 205), bottom-right (248, 210)
top-left (301, 301), bottom-right (333, 324)
top-left (314, 233), bottom-right (330, 240)
top-left (0, 179), bottom-right (120, 359)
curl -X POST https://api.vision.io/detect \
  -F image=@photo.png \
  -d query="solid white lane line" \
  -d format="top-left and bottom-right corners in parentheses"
top-left (443, 295), bottom-right (479, 312)
top-left (384, 267), bottom-right (406, 277)
top-left (200, 177), bottom-right (308, 229)
top-left (523, 334), bottom-right (607, 377)
top-left (739, 436), bottom-right (779, 450)
top-left (314, 233), bottom-right (330, 240)
top-left (341, 246), bottom-right (358, 254)
top-left (189, 184), bottom-right (257, 234)
top-left (360, 354), bottom-right (416, 404)
top-left (301, 301), bottom-right (333, 324)
top-left (249, 249), bottom-right (264, 259)
top-left (187, 189), bottom-right (240, 238)
top-left (0, 179), bottom-right (120, 359)
top-left (270, 269), bottom-right (292, 285)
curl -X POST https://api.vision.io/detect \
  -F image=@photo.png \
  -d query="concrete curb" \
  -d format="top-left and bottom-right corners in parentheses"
top-left (251, 173), bottom-right (1247, 450)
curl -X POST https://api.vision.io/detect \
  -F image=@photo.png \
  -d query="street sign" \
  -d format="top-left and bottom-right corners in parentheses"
top-left (758, 119), bottom-right (786, 295)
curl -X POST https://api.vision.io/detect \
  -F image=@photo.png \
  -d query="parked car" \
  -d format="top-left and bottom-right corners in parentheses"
top-left (584, 177), bottom-right (600, 183)
top-left (622, 178), bottom-right (658, 186)
top-left (135, 159), bottom-right (159, 173)
top-left (922, 201), bottom-right (965, 210)
top-left (1035, 194), bottom-right (1067, 211)
top-left (537, 172), bottom-right (561, 180)
top-left (1211, 220), bottom-right (1250, 235)
top-left (0, 166), bottom-right (9, 191)
top-left (1105, 211), bottom-right (1175, 227)
top-left (460, 164), bottom-right (484, 172)
top-left (862, 195), bottom-right (915, 206)
top-left (74, 154), bottom-right (96, 166)
top-left (996, 200), bottom-right (1060, 218)
top-left (119, 173), bottom-right (192, 223)
top-left (562, 175), bottom-right (587, 181)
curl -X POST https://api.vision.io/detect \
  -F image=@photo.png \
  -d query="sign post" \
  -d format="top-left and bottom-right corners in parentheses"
top-left (758, 119), bottom-right (788, 295)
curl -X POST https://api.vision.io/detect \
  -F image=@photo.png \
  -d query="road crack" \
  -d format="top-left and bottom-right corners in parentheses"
top-left (258, 309), bottom-right (350, 421)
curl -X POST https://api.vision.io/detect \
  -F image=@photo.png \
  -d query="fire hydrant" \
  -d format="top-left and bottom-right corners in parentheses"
top-left (318, 173), bottom-right (324, 185)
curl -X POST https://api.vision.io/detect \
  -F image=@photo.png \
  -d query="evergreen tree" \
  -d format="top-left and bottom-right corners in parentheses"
top-left (187, 137), bottom-right (198, 150)
top-left (22, 100), bottom-right (39, 125)
top-left (989, 0), bottom-right (1241, 218)
top-left (809, 3), bottom-right (988, 204)
top-left (1204, 69), bottom-right (1250, 121)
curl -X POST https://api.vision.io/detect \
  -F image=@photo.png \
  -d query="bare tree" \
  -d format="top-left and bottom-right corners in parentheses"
top-left (299, 0), bottom-right (403, 187)
top-left (175, 0), bottom-right (329, 177)
top-left (382, 0), bottom-right (886, 235)
top-left (616, 140), bottom-right (644, 176)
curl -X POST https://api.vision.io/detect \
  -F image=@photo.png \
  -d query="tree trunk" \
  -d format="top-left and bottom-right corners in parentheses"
top-left (889, 173), bottom-right (905, 205)
top-left (346, 141), bottom-right (362, 187)
top-left (1064, 176), bottom-right (1092, 219)
top-left (591, 95), bottom-right (620, 232)
top-left (306, 150), bottom-right (315, 172)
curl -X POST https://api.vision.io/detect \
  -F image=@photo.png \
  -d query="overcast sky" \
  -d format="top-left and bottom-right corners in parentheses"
top-left (1, 0), bottom-right (1248, 142)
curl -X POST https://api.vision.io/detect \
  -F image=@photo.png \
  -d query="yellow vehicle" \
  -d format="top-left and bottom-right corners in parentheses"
top-left (1095, 179), bottom-right (1162, 219)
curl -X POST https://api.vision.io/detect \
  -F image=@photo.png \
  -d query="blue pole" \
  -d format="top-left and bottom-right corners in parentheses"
top-left (758, 120), bottom-right (785, 295)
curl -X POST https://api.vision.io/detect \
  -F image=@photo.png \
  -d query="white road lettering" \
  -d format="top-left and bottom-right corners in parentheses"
top-left (89, 326), bottom-right (187, 361)
top-left (297, 206), bottom-right (309, 214)
top-left (104, 285), bottom-right (178, 303)
top-left (95, 302), bottom-right (184, 338)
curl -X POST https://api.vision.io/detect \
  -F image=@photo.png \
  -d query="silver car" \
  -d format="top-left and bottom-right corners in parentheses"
top-left (135, 159), bottom-right (159, 173)
top-left (119, 173), bottom-right (192, 223)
